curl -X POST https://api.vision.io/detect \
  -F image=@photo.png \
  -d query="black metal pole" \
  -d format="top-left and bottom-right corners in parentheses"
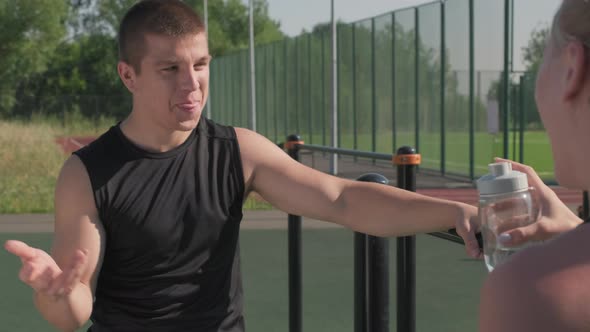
top-left (354, 231), bottom-right (367, 332)
top-left (355, 173), bottom-right (390, 332)
top-left (394, 146), bottom-right (420, 332)
top-left (286, 134), bottom-right (304, 332)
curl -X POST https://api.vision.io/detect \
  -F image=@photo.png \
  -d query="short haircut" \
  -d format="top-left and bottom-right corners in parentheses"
top-left (118, 0), bottom-right (206, 73)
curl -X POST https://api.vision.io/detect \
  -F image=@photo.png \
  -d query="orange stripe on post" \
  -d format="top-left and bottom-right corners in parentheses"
top-left (393, 154), bottom-right (421, 166)
top-left (284, 141), bottom-right (304, 150)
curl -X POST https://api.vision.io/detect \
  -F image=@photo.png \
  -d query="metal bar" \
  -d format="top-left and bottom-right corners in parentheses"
top-left (299, 144), bottom-right (391, 161)
top-left (249, 0), bottom-right (256, 131)
top-left (391, 12), bottom-right (397, 153)
top-left (308, 33), bottom-right (313, 144)
top-left (518, 74), bottom-right (526, 163)
top-left (440, 1), bottom-right (446, 175)
top-left (355, 173), bottom-right (390, 332)
top-left (368, 235), bottom-right (389, 332)
top-left (352, 23), bottom-right (358, 152)
top-left (395, 147), bottom-right (417, 332)
top-left (331, 0), bottom-right (339, 175)
top-left (414, 8), bottom-right (420, 153)
top-left (286, 135), bottom-right (303, 332)
top-left (469, 0), bottom-right (475, 180)
top-left (371, 18), bottom-right (377, 154)
top-left (354, 232), bottom-right (368, 332)
top-left (503, 0), bottom-right (510, 158)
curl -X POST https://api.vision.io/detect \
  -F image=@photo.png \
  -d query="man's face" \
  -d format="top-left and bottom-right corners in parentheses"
top-left (129, 32), bottom-right (211, 131)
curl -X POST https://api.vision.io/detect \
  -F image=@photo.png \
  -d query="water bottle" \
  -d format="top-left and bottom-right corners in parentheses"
top-left (476, 162), bottom-right (541, 272)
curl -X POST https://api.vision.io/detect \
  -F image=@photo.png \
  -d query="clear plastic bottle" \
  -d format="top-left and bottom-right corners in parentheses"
top-left (476, 162), bottom-right (541, 272)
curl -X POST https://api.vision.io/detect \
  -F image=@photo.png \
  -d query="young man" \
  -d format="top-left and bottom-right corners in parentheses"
top-left (479, 1), bottom-right (590, 331)
top-left (0, 1), bottom-right (552, 331)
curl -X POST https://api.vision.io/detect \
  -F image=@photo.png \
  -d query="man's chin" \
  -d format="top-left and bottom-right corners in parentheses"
top-left (175, 117), bottom-right (200, 131)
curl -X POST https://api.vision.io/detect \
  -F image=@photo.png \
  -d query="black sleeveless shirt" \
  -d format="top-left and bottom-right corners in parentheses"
top-left (74, 118), bottom-right (246, 331)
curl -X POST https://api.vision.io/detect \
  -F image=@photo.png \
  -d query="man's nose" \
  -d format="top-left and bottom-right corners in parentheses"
top-left (180, 69), bottom-right (200, 91)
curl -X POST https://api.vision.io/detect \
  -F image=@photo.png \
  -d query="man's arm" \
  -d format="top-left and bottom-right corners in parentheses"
top-left (19, 155), bottom-right (104, 331)
top-left (479, 224), bottom-right (590, 332)
top-left (237, 128), bottom-right (480, 256)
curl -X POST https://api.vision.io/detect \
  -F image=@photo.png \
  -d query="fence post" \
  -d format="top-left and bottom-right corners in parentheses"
top-left (285, 134), bottom-right (304, 332)
top-left (355, 173), bottom-right (390, 332)
top-left (393, 146), bottom-right (421, 332)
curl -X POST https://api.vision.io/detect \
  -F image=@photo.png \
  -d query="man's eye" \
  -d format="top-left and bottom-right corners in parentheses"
top-left (195, 63), bottom-right (207, 69)
top-left (163, 66), bottom-right (177, 72)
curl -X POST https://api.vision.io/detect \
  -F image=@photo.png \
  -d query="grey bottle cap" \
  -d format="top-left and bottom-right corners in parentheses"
top-left (476, 162), bottom-right (529, 196)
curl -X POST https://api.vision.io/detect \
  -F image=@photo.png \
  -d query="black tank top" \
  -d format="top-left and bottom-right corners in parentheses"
top-left (74, 117), bottom-right (246, 331)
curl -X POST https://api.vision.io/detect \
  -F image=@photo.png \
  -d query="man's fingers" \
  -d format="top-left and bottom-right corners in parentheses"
top-left (4, 240), bottom-right (38, 261)
top-left (456, 227), bottom-right (482, 259)
top-left (51, 249), bottom-right (88, 296)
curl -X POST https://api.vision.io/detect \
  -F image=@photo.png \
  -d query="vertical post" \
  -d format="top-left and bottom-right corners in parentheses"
top-left (308, 33), bottom-right (313, 144)
top-left (352, 23), bottom-right (358, 152)
top-left (354, 231), bottom-right (368, 332)
top-left (502, 0), bottom-right (510, 158)
top-left (274, 43), bottom-right (279, 142)
top-left (394, 146), bottom-right (421, 332)
top-left (519, 75), bottom-right (525, 163)
top-left (285, 40), bottom-right (289, 138)
top-left (249, 0), bottom-right (257, 132)
top-left (204, 0), bottom-right (211, 119)
top-left (371, 18), bottom-right (377, 154)
top-left (440, 1), bottom-right (446, 176)
top-left (391, 12), bottom-right (397, 157)
top-left (330, 0), bottom-right (339, 175)
top-left (355, 173), bottom-right (390, 332)
top-left (414, 8), bottom-right (420, 153)
top-left (295, 37), bottom-right (300, 135)
top-left (286, 134), bottom-right (304, 332)
top-left (469, 0), bottom-right (475, 179)
top-left (322, 31), bottom-right (327, 147)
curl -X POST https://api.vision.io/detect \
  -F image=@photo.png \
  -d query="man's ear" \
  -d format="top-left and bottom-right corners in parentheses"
top-left (563, 41), bottom-right (587, 101)
top-left (118, 61), bottom-right (137, 93)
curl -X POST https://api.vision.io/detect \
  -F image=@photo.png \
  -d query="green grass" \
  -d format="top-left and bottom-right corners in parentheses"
top-left (0, 119), bottom-right (273, 214)
top-left (0, 229), bottom-right (487, 331)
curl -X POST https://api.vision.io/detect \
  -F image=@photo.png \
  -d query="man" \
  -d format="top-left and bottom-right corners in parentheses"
top-left (1, 1), bottom-right (509, 331)
top-left (479, 1), bottom-right (590, 331)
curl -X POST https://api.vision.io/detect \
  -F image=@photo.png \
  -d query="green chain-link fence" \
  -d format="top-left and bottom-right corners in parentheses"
top-left (209, 0), bottom-right (559, 180)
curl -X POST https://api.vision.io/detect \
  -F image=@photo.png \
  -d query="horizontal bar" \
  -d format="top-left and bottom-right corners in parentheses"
top-left (428, 232), bottom-right (464, 245)
top-left (428, 229), bottom-right (483, 248)
top-left (299, 144), bottom-right (392, 161)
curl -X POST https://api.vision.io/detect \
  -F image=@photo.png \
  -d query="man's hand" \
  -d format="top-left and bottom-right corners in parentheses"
top-left (494, 158), bottom-right (583, 246)
top-left (453, 202), bottom-right (483, 259)
top-left (4, 240), bottom-right (88, 299)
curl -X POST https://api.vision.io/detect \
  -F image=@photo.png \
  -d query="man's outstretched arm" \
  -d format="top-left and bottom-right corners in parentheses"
top-left (236, 128), bottom-right (481, 258)
top-left (5, 155), bottom-right (105, 331)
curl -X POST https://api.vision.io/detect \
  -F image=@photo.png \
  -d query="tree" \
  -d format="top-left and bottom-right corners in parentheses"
top-left (7, 0), bottom-right (284, 120)
top-left (0, 0), bottom-right (67, 115)
top-left (522, 26), bottom-right (549, 75)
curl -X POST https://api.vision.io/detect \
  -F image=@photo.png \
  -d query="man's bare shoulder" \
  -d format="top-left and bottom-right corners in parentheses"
top-left (480, 224), bottom-right (590, 332)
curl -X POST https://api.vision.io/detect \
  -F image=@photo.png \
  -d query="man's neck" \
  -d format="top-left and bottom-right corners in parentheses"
top-left (119, 114), bottom-right (196, 153)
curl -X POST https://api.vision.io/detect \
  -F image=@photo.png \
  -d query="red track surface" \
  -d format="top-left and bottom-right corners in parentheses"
top-left (55, 136), bottom-right (96, 154)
